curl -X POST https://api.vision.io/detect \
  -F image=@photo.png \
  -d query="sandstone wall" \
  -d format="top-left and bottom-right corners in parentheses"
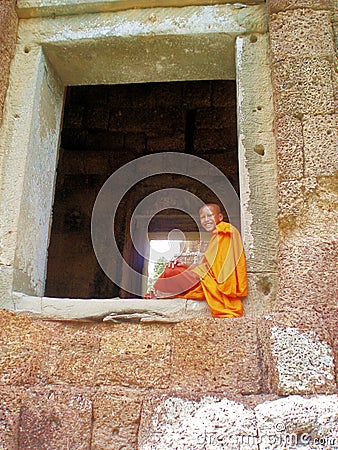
top-left (0, 308), bottom-right (337, 449)
top-left (0, 0), bottom-right (18, 126)
top-left (268, 0), bottom-right (338, 361)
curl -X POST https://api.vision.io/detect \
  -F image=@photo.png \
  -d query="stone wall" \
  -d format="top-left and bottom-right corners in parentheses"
top-left (268, 0), bottom-right (338, 324)
top-left (0, 0), bottom-right (18, 126)
top-left (1, 308), bottom-right (337, 448)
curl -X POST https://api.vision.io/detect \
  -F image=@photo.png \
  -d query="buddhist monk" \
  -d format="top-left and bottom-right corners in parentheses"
top-left (146, 204), bottom-right (248, 318)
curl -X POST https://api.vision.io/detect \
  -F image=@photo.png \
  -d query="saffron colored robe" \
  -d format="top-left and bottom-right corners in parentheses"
top-left (154, 221), bottom-right (248, 318)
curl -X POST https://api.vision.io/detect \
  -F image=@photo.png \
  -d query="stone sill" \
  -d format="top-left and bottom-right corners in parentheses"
top-left (16, 0), bottom-right (265, 19)
top-left (12, 292), bottom-right (211, 323)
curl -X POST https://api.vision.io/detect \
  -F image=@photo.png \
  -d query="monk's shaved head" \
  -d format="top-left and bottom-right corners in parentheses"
top-left (199, 203), bottom-right (222, 215)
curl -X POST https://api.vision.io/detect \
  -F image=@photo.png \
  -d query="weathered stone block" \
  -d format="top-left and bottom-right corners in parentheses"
top-left (277, 179), bottom-right (304, 229)
top-left (277, 235), bottom-right (338, 314)
top-left (274, 115), bottom-right (304, 181)
top-left (280, 268), bottom-right (337, 316)
top-left (47, 322), bottom-right (101, 385)
top-left (295, 175), bottom-right (337, 238)
top-left (171, 318), bottom-right (262, 394)
top-left (258, 313), bottom-right (336, 395)
top-left (270, 10), bottom-right (334, 61)
top-left (255, 395), bottom-right (338, 450)
top-left (273, 57), bottom-right (335, 117)
top-left (0, 309), bottom-right (51, 385)
top-left (303, 114), bottom-right (338, 177)
top-left (96, 323), bottom-right (172, 388)
top-left (139, 394), bottom-right (259, 450)
top-left (92, 388), bottom-right (143, 450)
top-left (243, 272), bottom-right (278, 318)
top-left (269, 0), bottom-right (334, 14)
top-left (19, 387), bottom-right (92, 449)
top-left (0, 387), bottom-right (21, 450)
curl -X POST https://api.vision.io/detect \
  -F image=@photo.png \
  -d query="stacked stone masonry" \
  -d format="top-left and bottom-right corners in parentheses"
top-left (0, 0), bottom-right (337, 448)
top-left (0, 309), bottom-right (337, 448)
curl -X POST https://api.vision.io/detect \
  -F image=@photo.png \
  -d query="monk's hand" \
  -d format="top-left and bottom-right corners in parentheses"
top-left (168, 258), bottom-right (183, 269)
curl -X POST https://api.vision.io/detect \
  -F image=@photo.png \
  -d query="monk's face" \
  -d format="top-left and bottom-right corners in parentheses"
top-left (199, 205), bottom-right (223, 232)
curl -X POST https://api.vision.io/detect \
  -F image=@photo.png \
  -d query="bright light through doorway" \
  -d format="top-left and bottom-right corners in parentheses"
top-left (148, 239), bottom-right (182, 279)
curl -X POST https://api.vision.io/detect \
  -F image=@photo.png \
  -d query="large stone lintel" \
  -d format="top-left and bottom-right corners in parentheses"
top-left (16, 0), bottom-right (266, 19)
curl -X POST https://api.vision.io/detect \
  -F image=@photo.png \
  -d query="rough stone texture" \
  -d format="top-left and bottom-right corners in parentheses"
top-left (303, 114), bottom-right (338, 177)
top-left (0, 309), bottom-right (51, 385)
top-left (92, 388), bottom-right (144, 450)
top-left (171, 318), bottom-right (263, 394)
top-left (302, 175), bottom-right (338, 236)
top-left (139, 393), bottom-right (338, 449)
top-left (255, 395), bottom-right (338, 450)
top-left (0, 309), bottom-right (174, 388)
top-left (272, 57), bottom-right (335, 118)
top-left (258, 313), bottom-right (336, 396)
top-left (269, 0), bottom-right (334, 14)
top-left (274, 115), bottom-right (304, 181)
top-left (96, 323), bottom-right (172, 388)
top-left (0, 1), bottom-right (18, 126)
top-left (18, 387), bottom-right (92, 449)
top-left (46, 322), bottom-right (101, 386)
top-left (138, 394), bottom-right (259, 450)
top-left (270, 9), bottom-right (335, 61)
top-left (277, 179), bottom-right (305, 231)
top-left (278, 174), bottom-right (337, 238)
top-left (243, 273), bottom-right (279, 317)
top-left (0, 387), bottom-right (21, 450)
top-left (277, 236), bottom-right (338, 315)
top-left (275, 116), bottom-right (304, 181)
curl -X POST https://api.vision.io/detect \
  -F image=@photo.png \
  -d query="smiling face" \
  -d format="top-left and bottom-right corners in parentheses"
top-left (199, 204), bottom-right (224, 232)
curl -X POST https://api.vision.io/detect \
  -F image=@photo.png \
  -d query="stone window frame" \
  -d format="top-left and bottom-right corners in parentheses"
top-left (0, 1), bottom-right (278, 322)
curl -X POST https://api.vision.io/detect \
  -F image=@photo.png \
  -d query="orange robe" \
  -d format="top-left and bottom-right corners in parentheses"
top-left (154, 222), bottom-right (248, 318)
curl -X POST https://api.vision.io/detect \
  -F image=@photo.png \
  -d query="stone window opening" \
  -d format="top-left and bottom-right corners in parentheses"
top-left (45, 80), bottom-right (240, 301)
top-left (0, 2), bottom-right (278, 321)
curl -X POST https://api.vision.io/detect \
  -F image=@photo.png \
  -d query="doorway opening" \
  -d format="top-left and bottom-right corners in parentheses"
top-left (45, 80), bottom-right (239, 299)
